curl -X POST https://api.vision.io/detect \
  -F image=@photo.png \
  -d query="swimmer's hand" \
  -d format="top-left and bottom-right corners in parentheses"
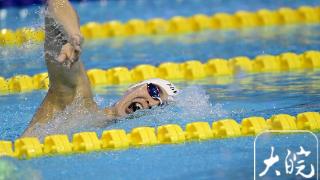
top-left (57, 34), bottom-right (83, 69)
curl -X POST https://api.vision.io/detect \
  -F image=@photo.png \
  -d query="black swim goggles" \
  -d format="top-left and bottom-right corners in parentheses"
top-left (147, 83), bottom-right (163, 105)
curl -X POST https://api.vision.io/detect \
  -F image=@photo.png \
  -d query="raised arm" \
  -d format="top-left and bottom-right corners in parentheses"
top-left (22, 0), bottom-right (96, 137)
top-left (46, 0), bottom-right (82, 66)
top-left (48, 0), bottom-right (80, 38)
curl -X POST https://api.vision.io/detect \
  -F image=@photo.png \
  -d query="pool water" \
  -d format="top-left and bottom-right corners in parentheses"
top-left (0, 0), bottom-right (320, 179)
top-left (2, 24), bottom-right (320, 78)
top-left (0, 70), bottom-right (319, 179)
top-left (1, 0), bottom-right (320, 29)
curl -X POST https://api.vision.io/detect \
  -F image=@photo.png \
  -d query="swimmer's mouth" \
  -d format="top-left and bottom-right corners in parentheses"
top-left (125, 104), bottom-right (168, 120)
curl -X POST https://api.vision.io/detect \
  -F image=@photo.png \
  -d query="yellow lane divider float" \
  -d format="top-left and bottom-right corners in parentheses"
top-left (0, 6), bottom-right (320, 46)
top-left (0, 111), bottom-right (319, 159)
top-left (0, 50), bottom-right (319, 94)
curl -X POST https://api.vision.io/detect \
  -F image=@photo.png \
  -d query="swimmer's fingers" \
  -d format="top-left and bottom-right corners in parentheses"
top-left (65, 35), bottom-right (82, 65)
top-left (72, 37), bottom-right (82, 52)
top-left (57, 36), bottom-right (82, 69)
top-left (57, 43), bottom-right (76, 66)
top-left (57, 44), bottom-right (71, 63)
top-left (70, 49), bottom-right (79, 65)
top-left (70, 34), bottom-right (83, 53)
top-left (57, 51), bottom-right (67, 63)
top-left (73, 49), bottom-right (80, 62)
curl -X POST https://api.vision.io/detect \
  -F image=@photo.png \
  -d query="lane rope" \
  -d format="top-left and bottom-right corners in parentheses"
top-left (0, 111), bottom-right (319, 159)
top-left (0, 6), bottom-right (319, 46)
top-left (0, 50), bottom-right (319, 94)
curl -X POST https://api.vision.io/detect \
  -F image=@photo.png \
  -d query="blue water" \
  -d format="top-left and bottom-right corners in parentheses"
top-left (1, 0), bottom-right (320, 29)
top-left (1, 24), bottom-right (320, 78)
top-left (0, 0), bottom-right (320, 179)
top-left (0, 71), bottom-right (320, 179)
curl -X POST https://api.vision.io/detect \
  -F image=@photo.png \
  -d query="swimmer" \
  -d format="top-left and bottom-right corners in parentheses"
top-left (22, 0), bottom-right (178, 137)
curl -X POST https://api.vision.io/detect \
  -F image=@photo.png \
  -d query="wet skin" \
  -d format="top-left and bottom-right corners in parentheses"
top-left (22, 0), bottom-right (168, 137)
top-left (109, 84), bottom-right (169, 117)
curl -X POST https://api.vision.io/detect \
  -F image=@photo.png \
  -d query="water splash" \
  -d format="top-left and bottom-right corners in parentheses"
top-left (106, 85), bottom-right (228, 131)
top-left (29, 86), bottom-right (228, 139)
top-left (30, 98), bottom-right (108, 140)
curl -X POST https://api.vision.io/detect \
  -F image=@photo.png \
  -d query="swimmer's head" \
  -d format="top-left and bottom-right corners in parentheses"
top-left (105, 78), bottom-right (178, 117)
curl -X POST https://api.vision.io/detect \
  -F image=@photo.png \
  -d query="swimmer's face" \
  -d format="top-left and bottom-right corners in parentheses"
top-left (108, 84), bottom-right (169, 117)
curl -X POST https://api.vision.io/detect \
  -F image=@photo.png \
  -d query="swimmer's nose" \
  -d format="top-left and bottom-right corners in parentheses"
top-left (146, 99), bottom-right (159, 109)
top-left (147, 98), bottom-right (163, 109)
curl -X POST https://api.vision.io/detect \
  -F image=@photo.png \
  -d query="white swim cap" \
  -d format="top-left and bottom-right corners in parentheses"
top-left (129, 78), bottom-right (179, 100)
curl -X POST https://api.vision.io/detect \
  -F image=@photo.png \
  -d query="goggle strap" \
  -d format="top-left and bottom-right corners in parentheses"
top-left (155, 97), bottom-right (163, 105)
